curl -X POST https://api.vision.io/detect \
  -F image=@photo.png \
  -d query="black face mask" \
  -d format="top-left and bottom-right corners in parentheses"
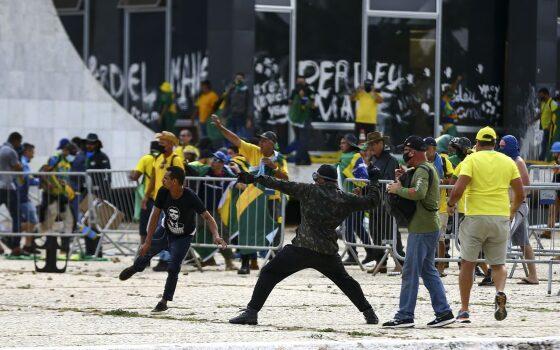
top-left (364, 85), bottom-right (372, 93)
top-left (402, 151), bottom-right (413, 164)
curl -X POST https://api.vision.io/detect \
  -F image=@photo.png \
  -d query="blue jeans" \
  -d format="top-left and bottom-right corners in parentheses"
top-left (396, 231), bottom-right (451, 321)
top-left (133, 227), bottom-right (193, 301)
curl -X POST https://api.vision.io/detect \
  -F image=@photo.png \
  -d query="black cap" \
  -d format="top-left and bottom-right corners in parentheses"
top-left (313, 164), bottom-right (338, 182)
top-left (258, 131), bottom-right (278, 144)
top-left (423, 137), bottom-right (437, 147)
top-left (399, 135), bottom-right (427, 152)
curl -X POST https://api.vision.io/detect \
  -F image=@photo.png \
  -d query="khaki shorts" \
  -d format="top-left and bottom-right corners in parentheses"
top-left (438, 213), bottom-right (449, 242)
top-left (459, 215), bottom-right (510, 265)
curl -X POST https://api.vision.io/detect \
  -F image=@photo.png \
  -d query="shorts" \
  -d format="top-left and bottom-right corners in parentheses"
top-left (459, 215), bottom-right (510, 265)
top-left (438, 213), bottom-right (449, 242)
top-left (20, 201), bottom-right (38, 225)
top-left (510, 202), bottom-right (530, 246)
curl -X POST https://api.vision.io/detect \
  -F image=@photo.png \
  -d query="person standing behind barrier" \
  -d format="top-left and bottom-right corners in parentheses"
top-left (229, 164), bottom-right (382, 326)
top-left (498, 135), bottom-right (539, 284)
top-left (384, 136), bottom-right (454, 329)
top-left (119, 166), bottom-right (227, 313)
top-left (223, 73), bottom-right (252, 138)
top-left (0, 132), bottom-right (23, 256)
top-left (211, 115), bottom-right (288, 274)
top-left (143, 132), bottom-right (184, 272)
top-left (538, 88), bottom-right (558, 161)
top-left (337, 134), bottom-right (372, 265)
top-left (18, 143), bottom-right (40, 255)
top-left (363, 131), bottom-right (405, 272)
top-left (447, 126), bottom-right (524, 323)
top-left (130, 141), bottom-right (163, 245)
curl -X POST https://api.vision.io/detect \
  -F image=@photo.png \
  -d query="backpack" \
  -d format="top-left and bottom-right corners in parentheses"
top-left (384, 164), bottom-right (437, 227)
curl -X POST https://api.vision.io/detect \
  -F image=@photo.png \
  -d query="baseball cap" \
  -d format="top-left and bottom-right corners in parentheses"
top-left (423, 137), bottom-right (437, 147)
top-left (212, 151), bottom-right (229, 163)
top-left (399, 135), bottom-right (427, 152)
top-left (312, 164), bottom-right (338, 182)
top-left (258, 131), bottom-right (278, 144)
top-left (476, 126), bottom-right (497, 142)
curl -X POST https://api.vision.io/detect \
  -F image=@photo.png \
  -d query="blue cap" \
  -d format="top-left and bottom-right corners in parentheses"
top-left (551, 142), bottom-right (560, 153)
top-left (57, 138), bottom-right (70, 150)
top-left (212, 151), bottom-right (230, 163)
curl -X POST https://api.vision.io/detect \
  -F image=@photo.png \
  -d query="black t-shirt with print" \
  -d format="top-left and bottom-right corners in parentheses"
top-left (155, 187), bottom-right (206, 236)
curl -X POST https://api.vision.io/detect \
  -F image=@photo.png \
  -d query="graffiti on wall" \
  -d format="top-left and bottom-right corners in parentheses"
top-left (170, 51), bottom-right (209, 113)
top-left (253, 57), bottom-right (290, 125)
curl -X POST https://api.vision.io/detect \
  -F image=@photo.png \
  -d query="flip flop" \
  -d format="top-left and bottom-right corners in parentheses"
top-left (517, 278), bottom-right (539, 285)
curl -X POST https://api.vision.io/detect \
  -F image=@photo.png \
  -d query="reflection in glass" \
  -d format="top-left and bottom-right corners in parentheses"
top-left (369, 0), bottom-right (436, 12)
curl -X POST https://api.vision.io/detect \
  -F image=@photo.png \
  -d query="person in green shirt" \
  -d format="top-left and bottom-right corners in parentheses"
top-left (448, 137), bottom-right (471, 167)
top-left (383, 136), bottom-right (454, 329)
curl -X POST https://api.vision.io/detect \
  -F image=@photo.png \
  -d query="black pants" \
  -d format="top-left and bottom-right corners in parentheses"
top-left (247, 245), bottom-right (372, 312)
top-left (0, 189), bottom-right (21, 248)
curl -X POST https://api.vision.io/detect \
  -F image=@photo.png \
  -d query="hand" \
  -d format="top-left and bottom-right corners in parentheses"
top-left (141, 197), bottom-right (148, 210)
top-left (139, 242), bottom-right (151, 256)
top-left (352, 187), bottom-right (362, 195)
top-left (210, 115), bottom-right (223, 129)
top-left (447, 203), bottom-right (457, 216)
top-left (386, 180), bottom-right (402, 194)
top-left (237, 172), bottom-right (256, 184)
top-left (235, 183), bottom-right (247, 190)
top-left (213, 236), bottom-right (228, 249)
top-left (262, 158), bottom-right (277, 170)
top-left (395, 166), bottom-right (406, 179)
top-left (367, 165), bottom-right (381, 184)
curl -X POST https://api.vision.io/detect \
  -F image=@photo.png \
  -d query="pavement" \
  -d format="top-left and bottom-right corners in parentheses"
top-left (1, 230), bottom-right (560, 349)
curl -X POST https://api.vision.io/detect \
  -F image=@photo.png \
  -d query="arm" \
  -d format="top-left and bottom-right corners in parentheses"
top-left (262, 158), bottom-right (289, 180)
top-left (142, 167), bottom-right (156, 209)
top-left (345, 182), bottom-right (381, 211)
top-left (200, 211), bottom-right (227, 248)
top-left (129, 170), bottom-right (142, 181)
top-left (448, 175), bottom-right (470, 207)
top-left (510, 177), bottom-right (524, 219)
top-left (139, 206), bottom-right (161, 256)
top-left (255, 175), bottom-right (310, 200)
top-left (389, 168), bottom-right (430, 201)
top-left (374, 91), bottom-right (384, 104)
top-left (211, 115), bottom-right (241, 147)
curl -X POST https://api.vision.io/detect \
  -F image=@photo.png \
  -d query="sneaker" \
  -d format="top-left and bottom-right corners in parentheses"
top-left (342, 254), bottom-right (358, 266)
top-left (151, 301), bottom-right (168, 313)
top-left (494, 292), bottom-right (507, 321)
top-left (363, 308), bottom-right (379, 325)
top-left (152, 260), bottom-right (168, 272)
top-left (382, 319), bottom-right (414, 328)
top-left (478, 275), bottom-right (494, 286)
top-left (119, 266), bottom-right (136, 281)
top-left (427, 311), bottom-right (455, 328)
top-left (475, 266), bottom-right (486, 277)
top-left (455, 310), bottom-right (471, 324)
top-left (237, 266), bottom-right (250, 275)
top-left (229, 308), bottom-right (258, 325)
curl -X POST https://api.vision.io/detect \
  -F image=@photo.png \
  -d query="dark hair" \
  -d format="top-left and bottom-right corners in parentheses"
top-left (235, 72), bottom-right (245, 78)
top-left (22, 143), bottom-right (34, 152)
top-left (296, 75), bottom-right (305, 79)
top-left (477, 140), bottom-right (496, 148)
top-left (539, 87), bottom-right (550, 95)
top-left (7, 132), bottom-right (22, 143)
top-left (167, 166), bottom-right (185, 185)
top-left (228, 146), bottom-right (239, 154)
top-left (201, 80), bottom-right (211, 88)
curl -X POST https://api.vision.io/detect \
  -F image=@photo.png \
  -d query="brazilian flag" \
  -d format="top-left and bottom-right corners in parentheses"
top-left (338, 151), bottom-right (367, 193)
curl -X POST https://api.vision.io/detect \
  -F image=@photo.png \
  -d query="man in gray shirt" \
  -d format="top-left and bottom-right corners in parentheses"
top-left (0, 132), bottom-right (24, 255)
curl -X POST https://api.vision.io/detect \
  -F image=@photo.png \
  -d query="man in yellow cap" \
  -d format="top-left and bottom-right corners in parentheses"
top-left (447, 126), bottom-right (524, 323)
top-left (142, 131), bottom-right (184, 271)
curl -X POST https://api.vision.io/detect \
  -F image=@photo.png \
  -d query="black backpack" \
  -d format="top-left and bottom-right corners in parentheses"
top-left (384, 164), bottom-right (437, 227)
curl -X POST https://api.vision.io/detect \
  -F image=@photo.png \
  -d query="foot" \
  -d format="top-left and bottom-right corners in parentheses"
top-left (119, 266), bottom-right (136, 281)
top-left (22, 245), bottom-right (40, 255)
top-left (237, 266), bottom-right (250, 275)
top-left (10, 247), bottom-right (26, 257)
top-left (225, 260), bottom-right (238, 271)
top-left (249, 259), bottom-right (259, 270)
top-left (361, 254), bottom-right (375, 265)
top-left (152, 260), bottom-right (168, 272)
top-left (477, 275), bottom-right (494, 286)
top-left (151, 301), bottom-right (168, 313)
top-left (382, 318), bottom-right (414, 328)
top-left (455, 310), bottom-right (471, 324)
top-left (363, 308), bottom-right (379, 325)
top-left (427, 311), bottom-right (455, 328)
top-left (517, 277), bottom-right (539, 285)
top-left (229, 308), bottom-right (258, 325)
top-left (201, 257), bottom-right (217, 267)
top-left (540, 231), bottom-right (551, 239)
top-left (494, 292), bottom-right (507, 321)
top-left (342, 254), bottom-right (358, 266)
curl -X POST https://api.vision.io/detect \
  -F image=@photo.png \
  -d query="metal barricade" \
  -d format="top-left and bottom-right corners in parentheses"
top-left (528, 164), bottom-right (560, 184)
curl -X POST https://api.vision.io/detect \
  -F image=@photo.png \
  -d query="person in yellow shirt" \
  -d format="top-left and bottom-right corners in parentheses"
top-left (142, 131), bottom-right (185, 272)
top-left (448, 126), bottom-right (524, 324)
top-left (352, 79), bottom-right (383, 139)
top-left (174, 129), bottom-right (200, 162)
top-left (193, 80), bottom-right (219, 137)
top-left (130, 141), bottom-right (162, 244)
top-left (538, 88), bottom-right (559, 161)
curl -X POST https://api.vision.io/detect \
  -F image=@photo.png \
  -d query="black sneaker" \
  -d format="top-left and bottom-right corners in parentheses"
top-left (22, 245), bottom-right (40, 255)
top-left (382, 319), bottom-right (414, 328)
top-left (151, 301), bottom-right (168, 313)
top-left (119, 266), bottom-right (136, 281)
top-left (342, 255), bottom-right (358, 266)
top-left (363, 308), bottom-right (379, 325)
top-left (229, 308), bottom-right (258, 325)
top-left (427, 311), bottom-right (455, 328)
top-left (152, 260), bottom-right (168, 272)
top-left (475, 266), bottom-right (486, 277)
top-left (494, 292), bottom-right (507, 321)
top-left (237, 266), bottom-right (250, 275)
top-left (478, 275), bottom-right (494, 286)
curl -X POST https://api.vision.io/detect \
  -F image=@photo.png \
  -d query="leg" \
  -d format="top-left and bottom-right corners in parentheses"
top-left (247, 245), bottom-right (310, 311)
top-left (7, 190), bottom-right (21, 249)
top-left (458, 260), bottom-right (476, 312)
top-left (491, 264), bottom-right (507, 292)
top-left (420, 232), bottom-right (452, 316)
top-left (457, 216), bottom-right (483, 312)
top-left (314, 254), bottom-right (372, 312)
top-left (162, 235), bottom-right (193, 301)
top-left (521, 244), bottom-right (538, 282)
top-left (133, 227), bottom-right (168, 272)
top-left (395, 233), bottom-right (424, 321)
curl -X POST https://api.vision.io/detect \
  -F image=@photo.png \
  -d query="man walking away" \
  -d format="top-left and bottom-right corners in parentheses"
top-left (0, 132), bottom-right (23, 255)
top-left (229, 164), bottom-right (382, 326)
top-left (119, 166), bottom-right (227, 312)
top-left (384, 136), bottom-right (454, 328)
top-left (448, 127), bottom-right (524, 323)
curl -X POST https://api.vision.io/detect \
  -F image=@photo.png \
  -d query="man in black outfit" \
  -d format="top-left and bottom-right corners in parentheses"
top-left (229, 164), bottom-right (382, 325)
top-left (119, 166), bottom-right (227, 313)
